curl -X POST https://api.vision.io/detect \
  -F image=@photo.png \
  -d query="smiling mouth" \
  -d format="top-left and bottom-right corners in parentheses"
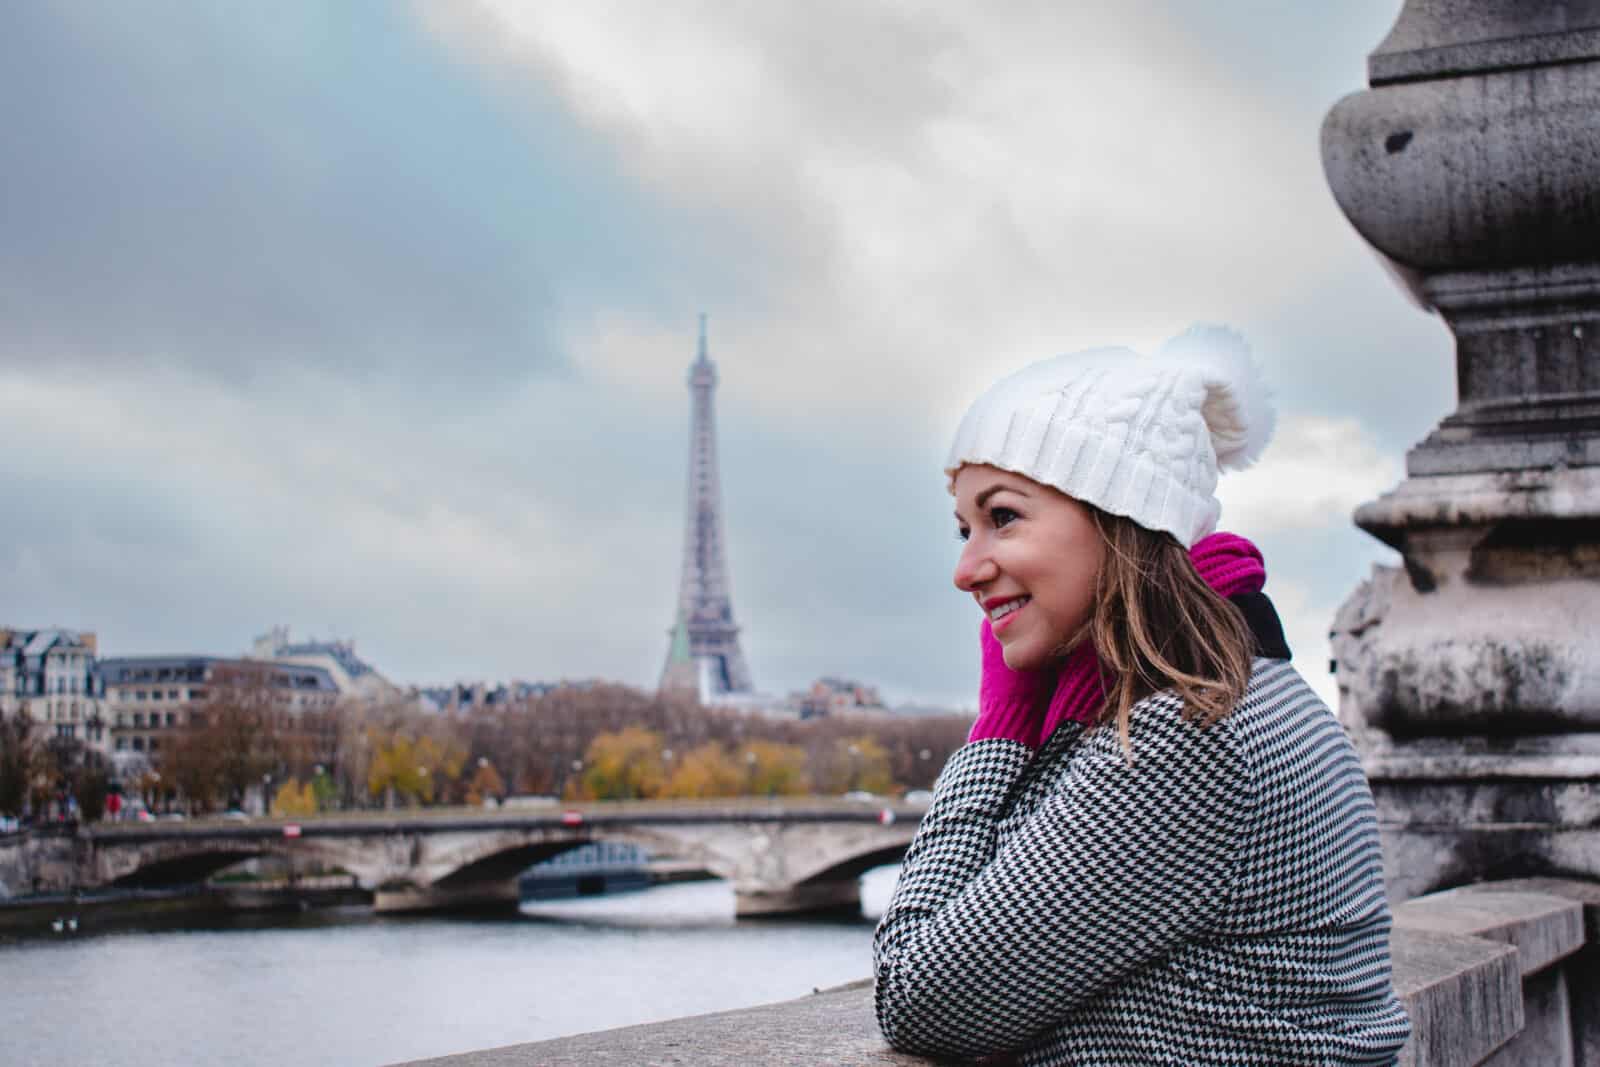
top-left (988, 596), bottom-right (1031, 625)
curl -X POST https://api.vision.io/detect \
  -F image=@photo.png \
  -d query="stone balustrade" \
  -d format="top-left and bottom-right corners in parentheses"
top-left (397, 877), bottom-right (1600, 1067)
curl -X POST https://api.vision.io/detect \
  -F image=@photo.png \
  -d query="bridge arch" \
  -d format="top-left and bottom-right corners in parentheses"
top-left (433, 840), bottom-right (588, 888)
top-left (422, 827), bottom-right (748, 889)
top-left (107, 842), bottom-right (276, 889)
top-left (792, 840), bottom-right (912, 887)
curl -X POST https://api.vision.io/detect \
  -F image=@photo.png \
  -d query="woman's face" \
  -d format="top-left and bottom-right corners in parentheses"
top-left (951, 464), bottom-right (1106, 671)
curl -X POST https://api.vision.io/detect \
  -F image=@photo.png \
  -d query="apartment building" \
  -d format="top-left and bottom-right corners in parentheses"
top-left (0, 627), bottom-right (108, 752)
top-left (99, 656), bottom-right (339, 766)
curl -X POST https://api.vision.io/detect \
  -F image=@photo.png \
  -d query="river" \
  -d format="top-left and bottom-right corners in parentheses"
top-left (0, 866), bottom-right (900, 1067)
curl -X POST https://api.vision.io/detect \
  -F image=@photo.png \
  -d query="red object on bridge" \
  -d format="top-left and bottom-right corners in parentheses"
top-left (106, 794), bottom-right (123, 817)
top-left (283, 824), bottom-right (302, 838)
top-left (561, 810), bottom-right (584, 827)
top-left (878, 809), bottom-right (896, 826)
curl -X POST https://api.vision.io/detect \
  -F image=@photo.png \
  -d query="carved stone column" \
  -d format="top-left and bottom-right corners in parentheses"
top-left (1322, 1), bottom-right (1600, 901)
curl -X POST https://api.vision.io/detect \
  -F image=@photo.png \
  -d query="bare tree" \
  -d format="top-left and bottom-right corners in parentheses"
top-left (0, 712), bottom-right (39, 817)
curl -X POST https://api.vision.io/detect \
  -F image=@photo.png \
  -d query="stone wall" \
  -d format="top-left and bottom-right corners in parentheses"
top-left (1391, 878), bottom-right (1599, 1066)
top-left (394, 877), bottom-right (1600, 1067)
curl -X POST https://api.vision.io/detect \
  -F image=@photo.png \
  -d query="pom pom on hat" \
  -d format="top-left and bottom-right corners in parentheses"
top-left (1155, 324), bottom-right (1276, 472)
top-left (944, 324), bottom-right (1276, 546)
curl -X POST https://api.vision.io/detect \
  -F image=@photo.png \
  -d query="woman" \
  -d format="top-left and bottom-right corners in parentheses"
top-left (873, 327), bottom-right (1410, 1065)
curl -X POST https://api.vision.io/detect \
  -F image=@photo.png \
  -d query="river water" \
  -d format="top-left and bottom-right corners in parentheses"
top-left (0, 866), bottom-right (900, 1067)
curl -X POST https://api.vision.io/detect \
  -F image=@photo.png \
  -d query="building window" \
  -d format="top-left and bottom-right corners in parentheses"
top-left (149, 738), bottom-right (160, 752)
top-left (135, 690), bottom-right (147, 701)
top-left (133, 713), bottom-right (144, 728)
top-left (166, 712), bottom-right (176, 727)
top-left (131, 737), bottom-right (144, 752)
top-left (115, 737), bottom-right (126, 751)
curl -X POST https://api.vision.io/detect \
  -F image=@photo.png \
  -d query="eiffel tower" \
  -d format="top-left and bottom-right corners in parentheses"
top-left (659, 315), bottom-right (755, 699)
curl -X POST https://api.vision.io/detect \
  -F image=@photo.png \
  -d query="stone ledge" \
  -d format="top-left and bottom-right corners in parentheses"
top-left (400, 932), bottom-right (1526, 1067)
top-left (1457, 877), bottom-right (1600, 944)
top-left (399, 883), bottom-right (1596, 1067)
top-left (1390, 927), bottom-right (1521, 1067)
top-left (1393, 887), bottom-right (1586, 976)
top-left (392, 979), bottom-right (923, 1067)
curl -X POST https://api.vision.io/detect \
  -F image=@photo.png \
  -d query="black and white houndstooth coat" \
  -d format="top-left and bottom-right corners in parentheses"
top-left (874, 657), bottom-right (1411, 1065)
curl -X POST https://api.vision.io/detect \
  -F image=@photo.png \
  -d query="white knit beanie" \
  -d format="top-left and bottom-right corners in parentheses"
top-left (944, 325), bottom-right (1275, 547)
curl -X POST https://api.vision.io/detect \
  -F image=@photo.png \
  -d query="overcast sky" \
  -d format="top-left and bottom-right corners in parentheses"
top-left (1, 2), bottom-right (1452, 709)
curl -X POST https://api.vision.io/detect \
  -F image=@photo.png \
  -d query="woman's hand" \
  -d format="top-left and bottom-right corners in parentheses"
top-left (968, 618), bottom-right (1057, 747)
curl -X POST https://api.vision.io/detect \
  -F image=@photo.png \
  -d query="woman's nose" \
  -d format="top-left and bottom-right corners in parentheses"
top-left (953, 539), bottom-right (996, 592)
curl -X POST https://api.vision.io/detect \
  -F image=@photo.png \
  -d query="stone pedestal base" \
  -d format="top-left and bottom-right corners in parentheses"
top-left (373, 880), bottom-right (521, 916)
top-left (733, 879), bottom-right (860, 918)
top-left (1363, 737), bottom-right (1600, 901)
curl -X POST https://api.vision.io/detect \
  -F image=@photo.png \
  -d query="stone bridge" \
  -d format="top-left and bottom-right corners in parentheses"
top-left (0, 799), bottom-right (922, 916)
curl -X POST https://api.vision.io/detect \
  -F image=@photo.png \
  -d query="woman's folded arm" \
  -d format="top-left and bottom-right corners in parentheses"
top-left (873, 703), bottom-right (1254, 1060)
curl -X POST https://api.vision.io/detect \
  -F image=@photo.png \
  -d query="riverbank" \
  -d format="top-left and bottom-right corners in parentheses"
top-left (0, 879), bottom-right (372, 938)
top-left (0, 861), bottom-right (716, 939)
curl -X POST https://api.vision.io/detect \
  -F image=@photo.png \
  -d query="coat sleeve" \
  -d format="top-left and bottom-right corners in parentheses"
top-left (873, 696), bottom-right (1256, 1060)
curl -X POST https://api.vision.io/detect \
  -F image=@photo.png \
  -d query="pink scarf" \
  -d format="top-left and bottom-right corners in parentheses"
top-left (1041, 531), bottom-right (1265, 737)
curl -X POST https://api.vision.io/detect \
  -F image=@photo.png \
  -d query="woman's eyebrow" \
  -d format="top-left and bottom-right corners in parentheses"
top-left (975, 483), bottom-right (1026, 509)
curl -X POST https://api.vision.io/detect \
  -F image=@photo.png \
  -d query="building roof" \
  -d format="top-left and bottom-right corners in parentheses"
top-left (20, 629), bottom-right (87, 657)
top-left (98, 655), bottom-right (338, 692)
top-left (276, 640), bottom-right (375, 679)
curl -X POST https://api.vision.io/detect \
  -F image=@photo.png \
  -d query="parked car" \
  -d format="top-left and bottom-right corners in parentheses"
top-left (221, 809), bottom-right (251, 822)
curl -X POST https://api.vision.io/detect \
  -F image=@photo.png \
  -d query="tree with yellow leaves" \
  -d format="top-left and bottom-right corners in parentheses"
top-left (574, 726), bottom-right (668, 800)
top-left (738, 740), bottom-right (810, 796)
top-left (367, 729), bottom-right (466, 808)
top-left (270, 777), bottom-right (318, 818)
top-left (819, 735), bottom-right (896, 795)
top-left (660, 743), bottom-right (744, 799)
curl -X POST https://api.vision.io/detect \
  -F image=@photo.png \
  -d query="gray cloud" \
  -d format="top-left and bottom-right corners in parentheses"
top-left (3, 1), bottom-right (1452, 710)
top-left (0, 3), bottom-right (723, 393)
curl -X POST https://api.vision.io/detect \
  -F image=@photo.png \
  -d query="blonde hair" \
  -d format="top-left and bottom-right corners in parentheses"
top-left (1083, 508), bottom-right (1254, 756)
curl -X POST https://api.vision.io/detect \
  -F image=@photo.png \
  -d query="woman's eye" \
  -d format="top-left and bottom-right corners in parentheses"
top-left (955, 526), bottom-right (970, 543)
top-left (990, 506), bottom-right (1019, 528)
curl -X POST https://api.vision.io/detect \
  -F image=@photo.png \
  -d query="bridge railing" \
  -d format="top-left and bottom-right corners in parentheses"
top-left (84, 796), bottom-right (925, 835)
top-left (81, 797), bottom-right (927, 844)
